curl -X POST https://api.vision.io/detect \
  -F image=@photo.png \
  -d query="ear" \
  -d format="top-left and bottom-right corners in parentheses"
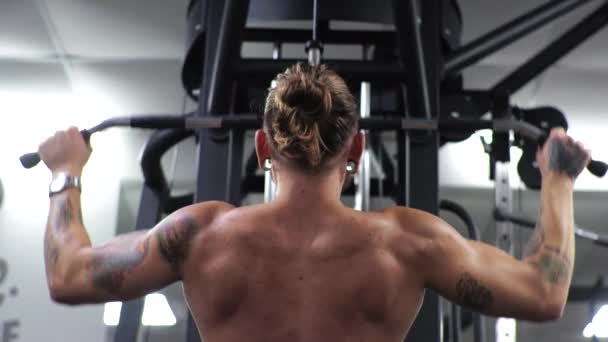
top-left (255, 129), bottom-right (271, 169)
top-left (347, 131), bottom-right (365, 172)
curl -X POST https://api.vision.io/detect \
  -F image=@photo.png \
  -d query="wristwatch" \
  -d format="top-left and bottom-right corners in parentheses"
top-left (49, 173), bottom-right (82, 197)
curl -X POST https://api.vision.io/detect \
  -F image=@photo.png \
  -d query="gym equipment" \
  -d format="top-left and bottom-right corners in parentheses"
top-left (355, 81), bottom-right (371, 211)
top-left (30, 0), bottom-right (607, 341)
top-left (515, 106), bottom-right (570, 190)
top-left (20, 114), bottom-right (608, 178)
top-left (440, 199), bottom-right (484, 342)
top-left (494, 208), bottom-right (608, 248)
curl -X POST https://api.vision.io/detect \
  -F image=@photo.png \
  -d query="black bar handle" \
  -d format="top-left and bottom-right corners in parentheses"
top-left (19, 153), bottom-right (42, 170)
top-left (588, 160), bottom-right (608, 178)
top-left (20, 130), bottom-right (91, 169)
top-left (537, 133), bottom-right (607, 178)
top-left (129, 117), bottom-right (186, 129)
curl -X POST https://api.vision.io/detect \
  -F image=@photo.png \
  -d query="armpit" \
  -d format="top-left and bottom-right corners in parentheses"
top-left (456, 272), bottom-right (493, 311)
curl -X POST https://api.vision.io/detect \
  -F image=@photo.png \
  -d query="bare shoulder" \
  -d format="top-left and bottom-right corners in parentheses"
top-left (186, 200), bottom-right (237, 223)
top-left (154, 201), bottom-right (236, 268)
top-left (381, 206), bottom-right (457, 264)
top-left (382, 205), bottom-right (450, 238)
top-left (161, 200), bottom-right (236, 238)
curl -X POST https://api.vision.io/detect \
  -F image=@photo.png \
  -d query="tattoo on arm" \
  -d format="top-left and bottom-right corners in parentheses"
top-left (532, 245), bottom-right (570, 285)
top-left (90, 232), bottom-right (150, 294)
top-left (44, 194), bottom-right (88, 272)
top-left (45, 196), bottom-right (76, 273)
top-left (157, 216), bottom-right (199, 267)
top-left (523, 210), bottom-right (571, 285)
top-left (456, 272), bottom-right (494, 311)
top-left (524, 222), bottom-right (545, 258)
top-left (51, 196), bottom-right (84, 231)
top-left (549, 139), bottom-right (588, 178)
top-left (44, 229), bottom-right (60, 269)
top-left (54, 197), bottom-right (73, 231)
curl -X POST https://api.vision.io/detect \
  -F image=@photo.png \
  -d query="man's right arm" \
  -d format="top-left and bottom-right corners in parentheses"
top-left (390, 128), bottom-right (589, 321)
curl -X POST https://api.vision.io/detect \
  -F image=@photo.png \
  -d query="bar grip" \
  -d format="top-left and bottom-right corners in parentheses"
top-left (588, 160), bottom-right (608, 178)
top-left (20, 130), bottom-right (91, 169)
top-left (19, 153), bottom-right (42, 169)
top-left (537, 132), bottom-right (607, 178)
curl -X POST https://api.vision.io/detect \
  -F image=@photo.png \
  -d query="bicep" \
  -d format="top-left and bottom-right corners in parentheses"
top-left (67, 229), bottom-right (179, 303)
top-left (63, 209), bottom-right (201, 303)
top-left (413, 215), bottom-right (552, 320)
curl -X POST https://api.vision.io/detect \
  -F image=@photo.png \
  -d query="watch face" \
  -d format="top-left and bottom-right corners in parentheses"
top-left (50, 174), bottom-right (68, 193)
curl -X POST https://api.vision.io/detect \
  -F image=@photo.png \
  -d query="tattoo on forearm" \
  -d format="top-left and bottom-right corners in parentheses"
top-left (91, 232), bottom-right (150, 294)
top-left (532, 245), bottom-right (570, 285)
top-left (456, 272), bottom-right (493, 311)
top-left (45, 195), bottom-right (86, 272)
top-left (52, 196), bottom-right (84, 231)
top-left (44, 229), bottom-right (60, 270)
top-left (525, 223), bottom-right (545, 257)
top-left (53, 197), bottom-right (73, 231)
top-left (549, 140), bottom-right (588, 178)
top-left (157, 216), bottom-right (199, 267)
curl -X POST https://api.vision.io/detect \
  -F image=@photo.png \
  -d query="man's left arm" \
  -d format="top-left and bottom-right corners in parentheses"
top-left (38, 127), bottom-right (203, 304)
top-left (44, 188), bottom-right (198, 304)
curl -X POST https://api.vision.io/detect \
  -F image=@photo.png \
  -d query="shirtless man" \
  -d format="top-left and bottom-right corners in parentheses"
top-left (39, 63), bottom-right (590, 341)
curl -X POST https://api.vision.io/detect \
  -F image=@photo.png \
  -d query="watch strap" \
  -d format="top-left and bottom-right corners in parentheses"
top-left (49, 173), bottom-right (82, 197)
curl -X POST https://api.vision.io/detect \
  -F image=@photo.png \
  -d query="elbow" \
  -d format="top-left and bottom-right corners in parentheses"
top-left (48, 279), bottom-right (83, 305)
top-left (531, 298), bottom-right (565, 322)
top-left (48, 281), bottom-right (71, 304)
top-left (537, 285), bottom-right (568, 321)
top-left (541, 301), bottom-right (565, 321)
top-left (48, 281), bottom-right (68, 304)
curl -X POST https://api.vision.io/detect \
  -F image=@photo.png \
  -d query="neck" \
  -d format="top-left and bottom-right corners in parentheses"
top-left (273, 166), bottom-right (346, 208)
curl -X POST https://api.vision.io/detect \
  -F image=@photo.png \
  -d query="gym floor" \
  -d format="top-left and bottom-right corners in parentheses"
top-left (0, 0), bottom-right (607, 341)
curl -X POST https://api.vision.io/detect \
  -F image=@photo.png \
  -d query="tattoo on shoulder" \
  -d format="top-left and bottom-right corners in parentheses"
top-left (549, 139), bottom-right (588, 178)
top-left (532, 245), bottom-right (570, 285)
top-left (456, 272), bottom-right (493, 311)
top-left (91, 232), bottom-right (150, 294)
top-left (157, 216), bottom-right (199, 267)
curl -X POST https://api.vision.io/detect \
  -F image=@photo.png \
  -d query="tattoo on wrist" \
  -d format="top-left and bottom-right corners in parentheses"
top-left (456, 272), bottom-right (493, 311)
top-left (548, 140), bottom-right (587, 178)
top-left (91, 232), bottom-right (150, 294)
top-left (157, 216), bottom-right (199, 267)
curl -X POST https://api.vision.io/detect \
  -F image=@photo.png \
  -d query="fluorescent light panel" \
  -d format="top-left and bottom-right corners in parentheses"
top-left (584, 305), bottom-right (608, 338)
top-left (141, 293), bottom-right (177, 326)
top-left (103, 301), bottom-right (122, 326)
top-left (496, 318), bottom-right (516, 342)
top-left (103, 293), bottom-right (176, 327)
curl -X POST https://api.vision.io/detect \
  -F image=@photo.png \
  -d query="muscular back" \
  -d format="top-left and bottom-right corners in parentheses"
top-left (182, 203), bottom-right (426, 342)
top-left (41, 128), bottom-right (580, 339)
